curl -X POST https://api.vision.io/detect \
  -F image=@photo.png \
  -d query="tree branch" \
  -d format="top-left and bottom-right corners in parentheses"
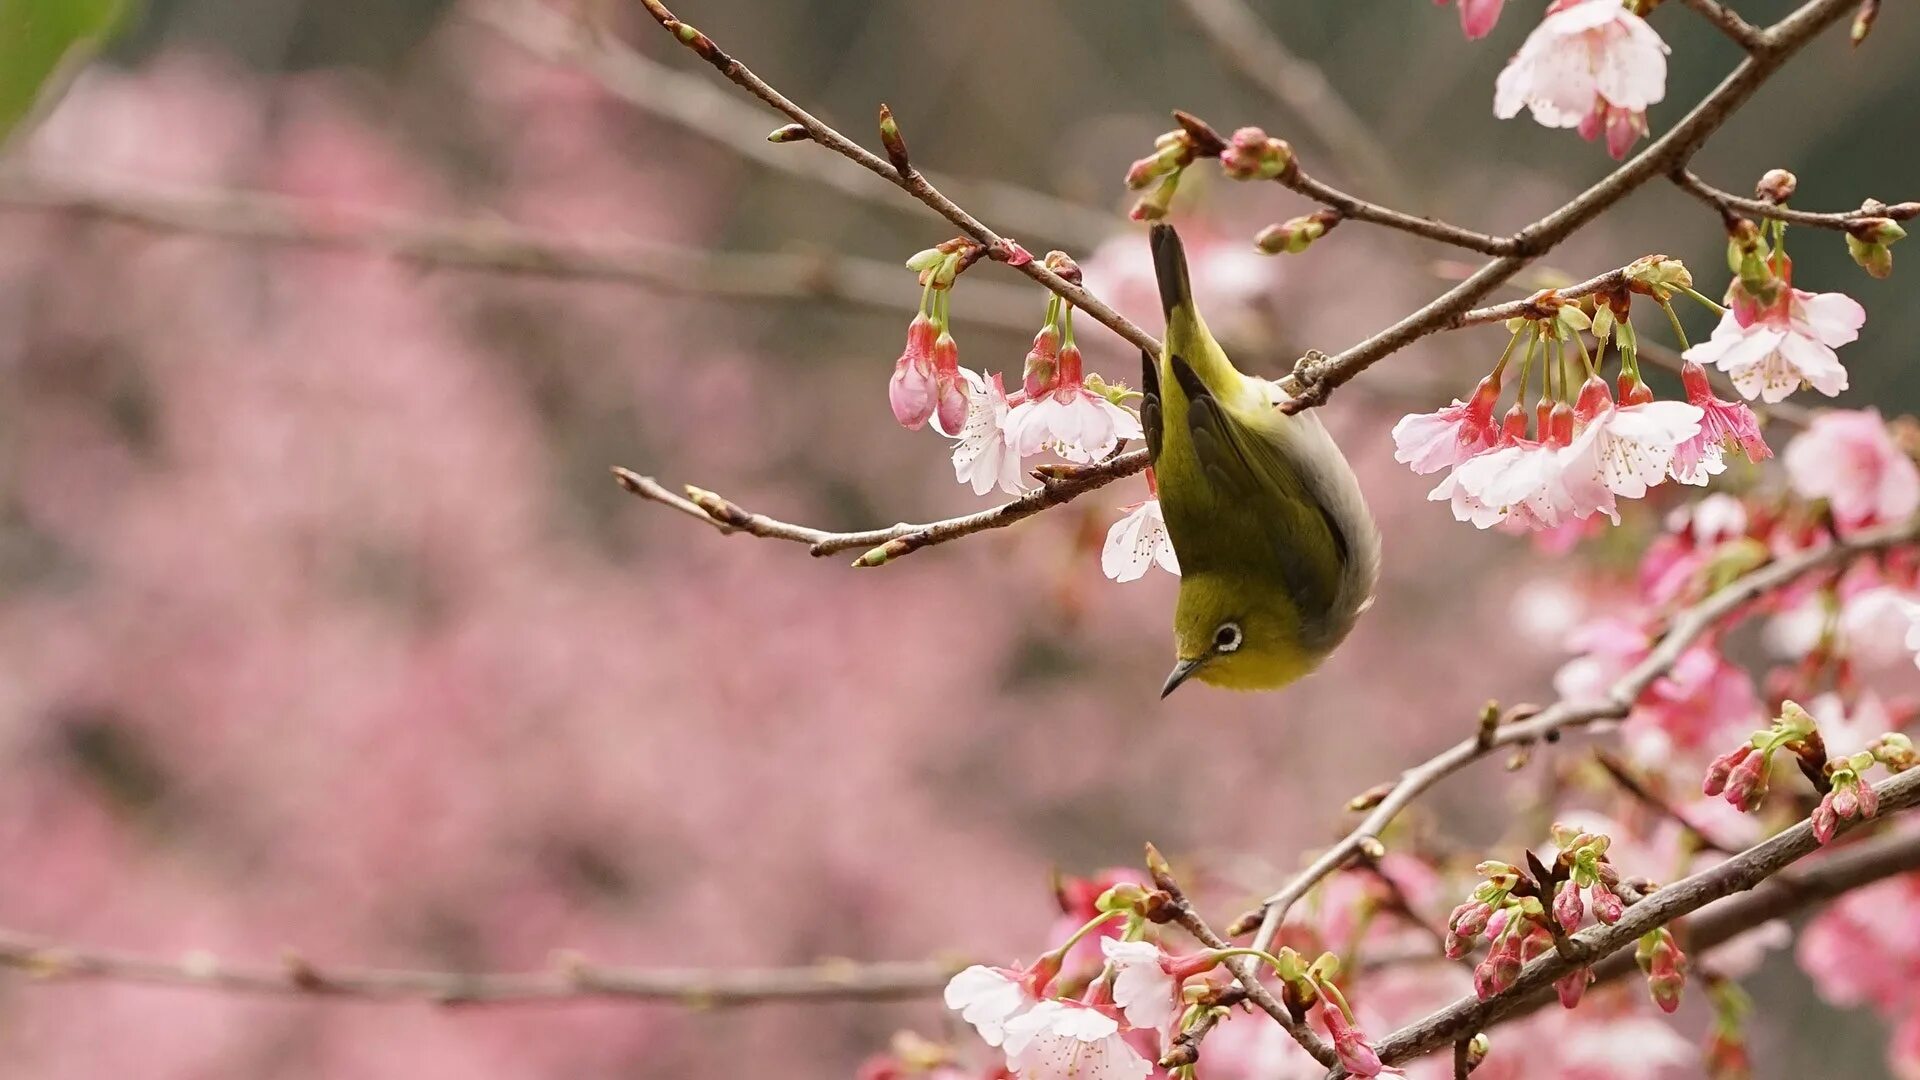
top-left (0, 933), bottom-right (959, 1007)
top-left (1275, 158), bottom-right (1520, 257)
top-left (613, 450), bottom-right (1150, 565)
top-left (1240, 515), bottom-right (1920, 958)
top-left (1280, 0), bottom-right (1861, 412)
top-left (1672, 169), bottom-right (1920, 231)
top-left (465, 0), bottom-right (1118, 251)
top-left (608, 0), bottom-right (1160, 362)
top-left (0, 172), bottom-right (1040, 332)
top-left (1361, 766), bottom-right (1920, 1073)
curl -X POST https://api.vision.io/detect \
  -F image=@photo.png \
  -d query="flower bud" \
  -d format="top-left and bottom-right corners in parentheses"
top-left (1846, 218), bottom-right (1904, 279)
top-left (1812, 794), bottom-right (1840, 845)
top-left (1255, 211), bottom-right (1339, 255)
top-left (1755, 169), bottom-right (1798, 204)
top-left (1023, 323), bottom-right (1062, 399)
top-left (1130, 171), bottom-right (1182, 222)
top-left (1724, 748), bottom-right (1770, 812)
top-left (1590, 882), bottom-right (1625, 925)
top-left (888, 313), bottom-right (940, 430)
top-left (766, 122), bottom-right (810, 144)
top-left (929, 330), bottom-right (967, 437)
top-left (1871, 732), bottom-right (1916, 772)
top-left (1703, 743), bottom-right (1753, 796)
top-left (1625, 254), bottom-right (1693, 299)
top-left (1555, 966), bottom-right (1592, 1010)
top-left (1124, 131), bottom-right (1196, 190)
top-left (1853, 0), bottom-right (1880, 46)
top-left (1553, 883), bottom-right (1584, 932)
top-left (1220, 127), bottom-right (1294, 180)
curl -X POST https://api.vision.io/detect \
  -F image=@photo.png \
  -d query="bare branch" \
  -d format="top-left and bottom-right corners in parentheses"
top-left (613, 449), bottom-right (1150, 565)
top-left (465, 0), bottom-right (1118, 251)
top-left (1282, 0), bottom-right (1863, 412)
top-left (1241, 515), bottom-right (1920, 957)
top-left (1672, 169), bottom-right (1920, 230)
top-left (0, 172), bottom-right (1039, 332)
top-left (1364, 765), bottom-right (1920, 1072)
top-left (1276, 156), bottom-right (1519, 257)
top-left (1674, 0), bottom-right (1769, 51)
top-left (1171, 0), bottom-right (1404, 201)
top-left (0, 933), bottom-right (959, 1007)
top-left (605, 0), bottom-right (1160, 362)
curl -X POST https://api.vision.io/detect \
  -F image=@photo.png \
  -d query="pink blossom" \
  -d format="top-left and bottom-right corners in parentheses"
top-left (1801, 876), bottom-right (1920, 1013)
top-left (1494, 0), bottom-right (1668, 150)
top-left (1561, 375), bottom-right (1702, 507)
top-left (1672, 361), bottom-right (1770, 484)
top-left (1838, 587), bottom-right (1920, 668)
top-left (1784, 409), bottom-right (1920, 536)
top-left (951, 370), bottom-right (1027, 496)
top-left (1101, 939), bottom-right (1182, 1036)
top-left (1102, 498), bottom-right (1179, 582)
top-left (1001, 1001), bottom-right (1152, 1080)
top-left (1003, 345), bottom-right (1143, 464)
top-left (1441, 0), bottom-right (1507, 39)
top-left (1683, 287), bottom-right (1865, 403)
top-left (1391, 374), bottom-right (1502, 475)
top-left (944, 965), bottom-right (1039, 1047)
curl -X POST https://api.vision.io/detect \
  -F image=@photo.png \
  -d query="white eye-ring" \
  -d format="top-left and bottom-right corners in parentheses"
top-left (1214, 622), bottom-right (1243, 653)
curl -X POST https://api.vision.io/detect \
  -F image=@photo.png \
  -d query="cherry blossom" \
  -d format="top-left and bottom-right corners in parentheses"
top-left (1561, 375), bottom-right (1703, 508)
top-left (1003, 344), bottom-right (1143, 464)
top-left (1100, 939), bottom-right (1181, 1036)
top-left (944, 965), bottom-right (1039, 1047)
top-left (889, 313), bottom-right (969, 436)
top-left (1001, 1001), bottom-right (1152, 1080)
top-left (1494, 0), bottom-right (1668, 157)
top-left (1102, 497), bottom-right (1179, 582)
top-left (1392, 374), bottom-right (1503, 475)
top-left (1671, 361), bottom-right (1770, 485)
top-left (1785, 409), bottom-right (1920, 537)
top-left (1683, 286), bottom-right (1865, 403)
top-left (951, 370), bottom-right (1027, 496)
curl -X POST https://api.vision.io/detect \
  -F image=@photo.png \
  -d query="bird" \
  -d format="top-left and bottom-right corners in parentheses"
top-left (1143, 223), bottom-right (1380, 697)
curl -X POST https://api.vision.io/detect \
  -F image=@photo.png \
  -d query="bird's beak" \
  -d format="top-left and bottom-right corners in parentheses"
top-left (1161, 657), bottom-right (1202, 699)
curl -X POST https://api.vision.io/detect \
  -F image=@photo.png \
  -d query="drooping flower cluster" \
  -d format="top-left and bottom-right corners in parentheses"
top-left (1399, 273), bottom-right (1769, 533)
top-left (1683, 227), bottom-right (1867, 404)
top-left (1492, 0), bottom-right (1670, 158)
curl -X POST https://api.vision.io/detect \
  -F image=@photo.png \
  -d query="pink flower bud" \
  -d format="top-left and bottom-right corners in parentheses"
top-left (1857, 777), bottom-right (1881, 819)
top-left (1322, 1005), bottom-right (1389, 1077)
top-left (1832, 783), bottom-right (1859, 820)
top-left (1555, 966), bottom-right (1591, 1010)
top-left (1553, 883), bottom-right (1584, 933)
top-left (1573, 373), bottom-right (1614, 422)
top-left (1725, 748), bottom-right (1770, 812)
top-left (1449, 900), bottom-right (1495, 941)
top-left (888, 313), bottom-right (939, 429)
top-left (1590, 882), bottom-right (1625, 925)
top-left (1022, 324), bottom-right (1062, 399)
top-left (1703, 743), bottom-right (1754, 797)
top-left (1812, 795), bottom-right (1839, 845)
top-left (1221, 127), bottom-right (1293, 180)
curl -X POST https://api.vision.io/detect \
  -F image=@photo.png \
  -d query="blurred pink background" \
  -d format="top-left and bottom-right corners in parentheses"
top-left (0, 1), bottom-right (1914, 1076)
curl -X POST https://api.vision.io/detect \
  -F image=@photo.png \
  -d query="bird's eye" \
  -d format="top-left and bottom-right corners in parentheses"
top-left (1214, 622), bottom-right (1243, 653)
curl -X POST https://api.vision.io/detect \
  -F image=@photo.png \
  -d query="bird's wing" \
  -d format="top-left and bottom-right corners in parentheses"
top-left (1140, 349), bottom-right (1163, 466)
top-left (1166, 355), bottom-right (1348, 614)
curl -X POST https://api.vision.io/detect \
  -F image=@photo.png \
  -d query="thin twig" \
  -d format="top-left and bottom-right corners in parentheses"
top-left (0, 172), bottom-right (1040, 332)
top-left (1361, 766), bottom-right (1920, 1073)
top-left (1241, 515), bottom-right (1920, 958)
top-left (1674, 0), bottom-right (1769, 51)
top-left (1672, 169), bottom-right (1920, 230)
top-left (613, 0), bottom-right (1160, 361)
top-left (1277, 159), bottom-right (1519, 257)
top-left (613, 450), bottom-right (1151, 565)
top-left (1171, 0), bottom-right (1404, 202)
top-left (1454, 268), bottom-right (1629, 326)
top-left (465, 0), bottom-right (1117, 250)
top-left (0, 934), bottom-right (960, 1007)
top-left (1281, 0), bottom-right (1863, 412)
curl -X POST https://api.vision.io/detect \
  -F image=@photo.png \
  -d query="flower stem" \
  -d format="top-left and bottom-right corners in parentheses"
top-left (1681, 286), bottom-right (1726, 316)
top-left (1659, 298), bottom-right (1692, 352)
top-left (1045, 910), bottom-right (1125, 963)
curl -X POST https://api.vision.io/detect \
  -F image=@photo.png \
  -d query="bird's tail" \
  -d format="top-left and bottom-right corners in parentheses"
top-left (1149, 223), bottom-right (1239, 396)
top-left (1149, 223), bottom-right (1192, 321)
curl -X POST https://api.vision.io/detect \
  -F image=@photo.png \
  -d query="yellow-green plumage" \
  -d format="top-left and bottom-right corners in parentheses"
top-left (1145, 224), bottom-right (1380, 695)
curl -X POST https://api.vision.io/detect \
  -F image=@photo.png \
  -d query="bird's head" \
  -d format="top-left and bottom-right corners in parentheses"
top-left (1164, 575), bottom-right (1316, 696)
